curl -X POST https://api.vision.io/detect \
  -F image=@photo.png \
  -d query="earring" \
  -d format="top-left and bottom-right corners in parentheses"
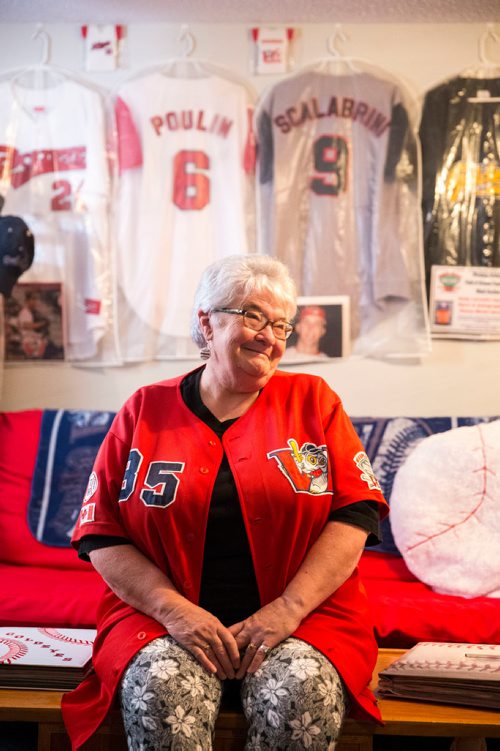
top-left (199, 344), bottom-right (211, 360)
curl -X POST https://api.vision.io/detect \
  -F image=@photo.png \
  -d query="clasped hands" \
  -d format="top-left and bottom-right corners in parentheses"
top-left (163, 596), bottom-right (302, 680)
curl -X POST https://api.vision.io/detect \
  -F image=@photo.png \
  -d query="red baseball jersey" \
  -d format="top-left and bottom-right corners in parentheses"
top-left (63, 368), bottom-right (388, 747)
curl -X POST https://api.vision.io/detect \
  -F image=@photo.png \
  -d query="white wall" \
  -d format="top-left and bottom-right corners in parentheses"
top-left (1, 21), bottom-right (499, 416)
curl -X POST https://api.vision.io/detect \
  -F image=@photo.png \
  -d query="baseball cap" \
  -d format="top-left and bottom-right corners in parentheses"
top-left (0, 215), bottom-right (35, 296)
top-left (298, 305), bottom-right (326, 321)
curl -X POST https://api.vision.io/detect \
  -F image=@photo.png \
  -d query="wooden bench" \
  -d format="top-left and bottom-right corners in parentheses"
top-left (1, 649), bottom-right (500, 751)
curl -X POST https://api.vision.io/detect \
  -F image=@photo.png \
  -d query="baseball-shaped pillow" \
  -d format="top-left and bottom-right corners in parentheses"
top-left (390, 420), bottom-right (500, 599)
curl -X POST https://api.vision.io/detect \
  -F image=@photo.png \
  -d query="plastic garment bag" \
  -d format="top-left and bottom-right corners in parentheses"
top-left (255, 58), bottom-right (430, 359)
top-left (112, 59), bottom-right (256, 362)
top-left (0, 66), bottom-right (119, 365)
top-left (420, 75), bottom-right (500, 287)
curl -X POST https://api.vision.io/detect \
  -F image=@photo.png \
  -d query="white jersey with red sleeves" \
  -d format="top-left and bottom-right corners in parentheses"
top-left (64, 369), bottom-right (388, 748)
top-left (256, 62), bottom-right (429, 358)
top-left (0, 77), bottom-right (115, 362)
top-left (114, 67), bottom-right (255, 361)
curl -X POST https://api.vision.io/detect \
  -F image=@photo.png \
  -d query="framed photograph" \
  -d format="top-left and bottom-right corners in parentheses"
top-left (4, 282), bottom-right (65, 362)
top-left (281, 295), bottom-right (350, 364)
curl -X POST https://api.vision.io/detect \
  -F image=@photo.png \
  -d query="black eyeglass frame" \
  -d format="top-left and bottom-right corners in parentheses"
top-left (212, 307), bottom-right (295, 340)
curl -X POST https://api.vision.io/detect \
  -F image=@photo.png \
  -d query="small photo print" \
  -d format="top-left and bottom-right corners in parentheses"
top-left (4, 282), bottom-right (64, 361)
top-left (282, 295), bottom-right (350, 364)
top-left (434, 300), bottom-right (453, 326)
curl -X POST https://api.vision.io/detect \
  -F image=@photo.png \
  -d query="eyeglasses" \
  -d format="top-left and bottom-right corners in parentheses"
top-left (213, 308), bottom-right (295, 340)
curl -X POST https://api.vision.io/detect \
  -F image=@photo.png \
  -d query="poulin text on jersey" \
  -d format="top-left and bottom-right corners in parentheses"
top-left (150, 111), bottom-right (233, 138)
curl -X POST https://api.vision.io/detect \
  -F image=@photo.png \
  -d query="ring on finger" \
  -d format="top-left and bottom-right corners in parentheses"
top-left (246, 642), bottom-right (258, 652)
top-left (257, 644), bottom-right (270, 655)
top-left (200, 643), bottom-right (210, 652)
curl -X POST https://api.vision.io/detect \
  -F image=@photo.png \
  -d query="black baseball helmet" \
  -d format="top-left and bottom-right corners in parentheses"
top-left (0, 215), bottom-right (35, 296)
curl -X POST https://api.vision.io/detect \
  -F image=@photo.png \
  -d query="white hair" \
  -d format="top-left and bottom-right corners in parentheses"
top-left (190, 254), bottom-right (297, 348)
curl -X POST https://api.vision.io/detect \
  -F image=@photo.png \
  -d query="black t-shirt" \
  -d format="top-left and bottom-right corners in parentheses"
top-left (78, 369), bottom-right (381, 625)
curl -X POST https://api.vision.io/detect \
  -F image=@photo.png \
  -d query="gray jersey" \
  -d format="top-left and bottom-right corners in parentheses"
top-left (256, 65), bottom-right (428, 356)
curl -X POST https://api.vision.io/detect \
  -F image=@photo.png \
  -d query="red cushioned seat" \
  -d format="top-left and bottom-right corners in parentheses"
top-left (0, 563), bottom-right (104, 627)
top-left (359, 551), bottom-right (500, 647)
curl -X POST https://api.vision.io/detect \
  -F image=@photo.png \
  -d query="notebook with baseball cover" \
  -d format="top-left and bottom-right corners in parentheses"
top-left (378, 642), bottom-right (500, 709)
top-left (0, 627), bottom-right (96, 690)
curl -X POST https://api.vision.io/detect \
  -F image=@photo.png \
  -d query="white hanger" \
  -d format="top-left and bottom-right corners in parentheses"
top-left (314, 22), bottom-right (417, 103)
top-left (461, 22), bottom-right (500, 80)
top-left (463, 23), bottom-right (500, 101)
top-left (327, 25), bottom-right (347, 58)
top-left (153, 26), bottom-right (209, 81)
top-left (32, 23), bottom-right (51, 65)
top-left (0, 24), bottom-right (106, 101)
top-left (8, 24), bottom-right (68, 93)
top-left (325, 24), bottom-right (359, 72)
top-left (129, 24), bottom-right (255, 97)
top-left (478, 23), bottom-right (500, 69)
top-left (179, 25), bottom-right (196, 58)
top-left (111, 24), bottom-right (254, 98)
top-left (322, 23), bottom-right (405, 83)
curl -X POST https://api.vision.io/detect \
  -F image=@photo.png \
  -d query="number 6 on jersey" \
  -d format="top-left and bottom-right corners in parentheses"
top-left (173, 149), bottom-right (210, 210)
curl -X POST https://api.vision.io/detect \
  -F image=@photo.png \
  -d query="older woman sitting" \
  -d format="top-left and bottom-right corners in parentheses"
top-left (63, 254), bottom-right (387, 750)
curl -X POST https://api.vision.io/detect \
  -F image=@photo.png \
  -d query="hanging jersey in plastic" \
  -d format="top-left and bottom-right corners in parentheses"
top-left (0, 75), bottom-right (116, 363)
top-left (256, 61), bottom-right (429, 358)
top-left (420, 76), bottom-right (500, 286)
top-left (114, 65), bottom-right (256, 361)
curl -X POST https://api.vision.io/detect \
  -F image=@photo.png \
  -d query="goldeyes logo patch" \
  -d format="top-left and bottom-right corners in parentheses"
top-left (267, 439), bottom-right (331, 495)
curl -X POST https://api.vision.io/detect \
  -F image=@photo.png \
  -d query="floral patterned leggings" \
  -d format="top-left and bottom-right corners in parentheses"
top-left (120, 634), bottom-right (348, 750)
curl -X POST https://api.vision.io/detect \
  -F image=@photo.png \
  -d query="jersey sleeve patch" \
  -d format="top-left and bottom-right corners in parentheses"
top-left (353, 451), bottom-right (381, 491)
top-left (83, 471), bottom-right (98, 502)
top-left (79, 503), bottom-right (96, 524)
